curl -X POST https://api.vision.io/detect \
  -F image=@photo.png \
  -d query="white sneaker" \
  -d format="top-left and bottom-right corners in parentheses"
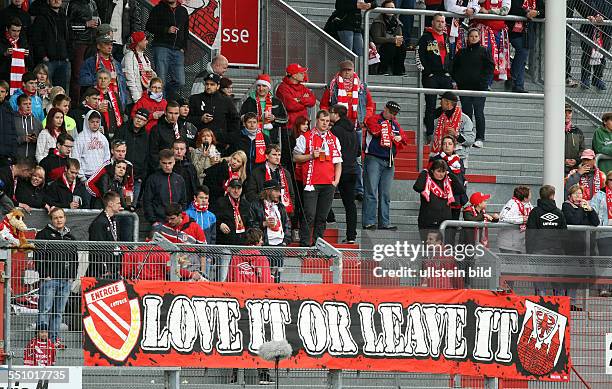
top-left (473, 140), bottom-right (484, 148)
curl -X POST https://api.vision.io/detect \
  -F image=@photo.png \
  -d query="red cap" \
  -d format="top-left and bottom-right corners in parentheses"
top-left (470, 192), bottom-right (491, 206)
top-left (286, 63), bottom-right (308, 75)
top-left (129, 31), bottom-right (146, 50)
top-left (255, 74), bottom-right (272, 89)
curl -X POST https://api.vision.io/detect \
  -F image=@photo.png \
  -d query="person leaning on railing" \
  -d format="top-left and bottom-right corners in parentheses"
top-left (497, 185), bottom-right (533, 254)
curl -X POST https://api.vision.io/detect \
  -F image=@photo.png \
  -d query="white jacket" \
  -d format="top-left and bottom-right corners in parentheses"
top-left (497, 198), bottom-right (533, 253)
top-left (72, 110), bottom-right (110, 179)
top-left (122, 50), bottom-right (156, 103)
top-left (36, 129), bottom-right (58, 163)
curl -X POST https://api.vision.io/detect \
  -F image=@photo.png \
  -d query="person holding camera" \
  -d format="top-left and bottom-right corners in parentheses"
top-left (562, 184), bottom-right (599, 252)
top-left (565, 149), bottom-right (606, 201)
top-left (191, 128), bottom-right (220, 184)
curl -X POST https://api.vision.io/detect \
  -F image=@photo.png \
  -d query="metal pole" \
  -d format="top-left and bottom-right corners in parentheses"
top-left (363, 10), bottom-right (371, 83)
top-left (165, 369), bottom-right (180, 389)
top-left (327, 369), bottom-right (343, 389)
top-left (544, 0), bottom-right (566, 206)
top-left (3, 249), bottom-right (12, 388)
top-left (417, 14), bottom-right (426, 172)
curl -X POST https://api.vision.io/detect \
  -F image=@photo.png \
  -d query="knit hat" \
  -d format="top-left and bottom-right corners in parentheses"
top-left (97, 24), bottom-right (117, 37)
top-left (255, 74), bottom-right (272, 89)
top-left (129, 31), bottom-right (146, 50)
top-left (440, 91), bottom-right (458, 102)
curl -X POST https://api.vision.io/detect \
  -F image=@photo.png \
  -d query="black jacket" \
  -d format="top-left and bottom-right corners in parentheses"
top-left (142, 169), bottom-right (187, 223)
top-left (215, 195), bottom-right (250, 245)
top-left (149, 117), bottom-right (187, 166)
top-left (331, 116), bottom-right (360, 176)
top-left (88, 211), bottom-right (121, 278)
top-left (236, 129), bottom-right (271, 176)
top-left (43, 177), bottom-right (89, 209)
top-left (35, 225), bottom-right (77, 279)
top-left (452, 42), bottom-right (494, 91)
top-left (508, 0), bottom-right (545, 44)
top-left (145, 1), bottom-right (189, 50)
top-left (333, 0), bottom-right (377, 32)
top-left (96, 0), bottom-right (136, 42)
top-left (115, 122), bottom-right (150, 180)
top-left (68, 0), bottom-right (99, 44)
top-left (248, 199), bottom-right (291, 245)
top-left (239, 95), bottom-right (288, 144)
top-left (188, 91), bottom-right (240, 156)
top-left (417, 29), bottom-right (452, 77)
top-left (15, 180), bottom-right (46, 209)
top-left (202, 160), bottom-right (235, 209)
top-left (562, 201), bottom-right (599, 255)
top-left (39, 149), bottom-right (69, 184)
top-left (91, 173), bottom-right (128, 209)
top-left (173, 158), bottom-right (199, 201)
top-left (30, 3), bottom-right (70, 63)
top-left (429, 154), bottom-right (468, 208)
top-left (413, 170), bottom-right (466, 229)
top-left (526, 198), bottom-right (567, 254)
top-left (0, 103), bottom-right (16, 160)
top-left (0, 165), bottom-right (15, 200)
top-left (244, 164), bottom-right (295, 205)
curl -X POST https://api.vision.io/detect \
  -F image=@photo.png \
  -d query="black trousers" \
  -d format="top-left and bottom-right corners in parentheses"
top-left (301, 184), bottom-right (335, 246)
top-left (580, 34), bottom-right (612, 82)
top-left (423, 74), bottom-right (453, 135)
top-left (338, 173), bottom-right (357, 241)
top-left (378, 42), bottom-right (406, 75)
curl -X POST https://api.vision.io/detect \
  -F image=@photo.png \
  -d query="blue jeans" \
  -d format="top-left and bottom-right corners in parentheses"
top-left (510, 35), bottom-right (529, 89)
top-left (133, 179), bottom-right (143, 207)
top-left (395, 0), bottom-right (415, 45)
top-left (153, 46), bottom-right (186, 98)
top-left (460, 96), bottom-right (486, 140)
top-left (38, 279), bottom-right (71, 342)
top-left (337, 30), bottom-right (364, 56)
top-left (45, 59), bottom-right (70, 93)
top-left (363, 155), bottom-right (394, 227)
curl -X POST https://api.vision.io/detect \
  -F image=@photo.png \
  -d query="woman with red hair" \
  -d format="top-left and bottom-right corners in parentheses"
top-left (35, 108), bottom-right (66, 163)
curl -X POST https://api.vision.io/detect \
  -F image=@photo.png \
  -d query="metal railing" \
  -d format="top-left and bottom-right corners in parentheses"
top-left (265, 0), bottom-right (357, 85)
top-left (595, 152), bottom-right (612, 171)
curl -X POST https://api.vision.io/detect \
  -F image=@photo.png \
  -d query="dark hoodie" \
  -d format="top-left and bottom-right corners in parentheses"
top-left (526, 198), bottom-right (567, 254)
top-left (452, 41), bottom-right (494, 91)
top-left (34, 224), bottom-right (77, 279)
top-left (142, 168), bottom-right (186, 223)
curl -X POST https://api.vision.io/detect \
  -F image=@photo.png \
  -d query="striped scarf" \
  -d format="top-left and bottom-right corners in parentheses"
top-left (421, 172), bottom-right (455, 205)
top-left (439, 152), bottom-right (461, 174)
top-left (334, 74), bottom-right (359, 114)
top-left (433, 107), bottom-right (462, 154)
top-left (9, 46), bottom-right (26, 95)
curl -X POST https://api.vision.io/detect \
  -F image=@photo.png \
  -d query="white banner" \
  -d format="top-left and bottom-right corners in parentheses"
top-left (607, 333), bottom-right (612, 375)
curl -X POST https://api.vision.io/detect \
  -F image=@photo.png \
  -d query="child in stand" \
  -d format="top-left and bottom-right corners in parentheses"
top-left (228, 228), bottom-right (273, 385)
top-left (24, 324), bottom-right (56, 366)
top-left (420, 230), bottom-right (462, 289)
top-left (185, 185), bottom-right (217, 244)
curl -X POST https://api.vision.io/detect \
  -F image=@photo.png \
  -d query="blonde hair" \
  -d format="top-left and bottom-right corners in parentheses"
top-left (225, 150), bottom-right (248, 183)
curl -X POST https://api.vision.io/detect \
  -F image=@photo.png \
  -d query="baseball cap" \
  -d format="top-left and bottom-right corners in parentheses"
top-left (565, 103), bottom-right (573, 112)
top-left (470, 192), bottom-right (491, 205)
top-left (581, 149), bottom-right (596, 160)
top-left (440, 91), bottom-right (458, 102)
top-left (97, 24), bottom-right (117, 37)
top-left (263, 179), bottom-right (280, 191)
top-left (135, 108), bottom-right (150, 120)
top-left (286, 63), bottom-right (308, 75)
top-left (205, 73), bottom-right (221, 85)
top-left (228, 178), bottom-right (242, 188)
top-left (386, 101), bottom-right (401, 114)
top-left (96, 34), bottom-right (114, 44)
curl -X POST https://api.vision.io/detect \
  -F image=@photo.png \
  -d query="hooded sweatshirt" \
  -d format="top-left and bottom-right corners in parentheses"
top-left (71, 110), bottom-right (110, 179)
top-left (526, 198), bottom-right (567, 254)
top-left (15, 113), bottom-right (42, 161)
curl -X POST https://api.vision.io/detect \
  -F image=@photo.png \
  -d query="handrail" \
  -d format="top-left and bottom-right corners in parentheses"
top-left (366, 85), bottom-right (544, 99)
top-left (565, 95), bottom-right (601, 125)
top-left (439, 219), bottom-right (612, 233)
top-left (567, 24), bottom-right (612, 62)
top-left (595, 153), bottom-right (612, 167)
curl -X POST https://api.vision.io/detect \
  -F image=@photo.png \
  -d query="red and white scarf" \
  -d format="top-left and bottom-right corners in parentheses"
top-left (223, 164), bottom-right (241, 194)
top-left (591, 29), bottom-right (605, 66)
top-left (256, 93), bottom-right (273, 131)
top-left (229, 196), bottom-right (245, 234)
top-left (580, 168), bottom-right (602, 200)
top-left (334, 73), bottom-right (360, 114)
top-left (433, 107), bottom-right (462, 154)
top-left (380, 120), bottom-right (393, 148)
top-left (254, 130), bottom-right (266, 164)
top-left (439, 152), bottom-right (462, 174)
top-left (513, 0), bottom-right (537, 33)
top-left (134, 50), bottom-right (153, 90)
top-left (99, 89), bottom-right (123, 129)
top-left (304, 129), bottom-right (340, 191)
top-left (478, 25), bottom-right (510, 81)
top-left (421, 172), bottom-right (455, 205)
top-left (192, 200), bottom-right (208, 213)
top-left (266, 164), bottom-right (293, 214)
top-left (9, 47), bottom-right (26, 95)
top-left (512, 197), bottom-right (531, 232)
top-left (96, 53), bottom-right (119, 95)
top-left (62, 174), bottom-right (76, 193)
top-left (264, 200), bottom-right (281, 232)
top-left (464, 205), bottom-right (489, 246)
top-left (606, 186), bottom-right (612, 220)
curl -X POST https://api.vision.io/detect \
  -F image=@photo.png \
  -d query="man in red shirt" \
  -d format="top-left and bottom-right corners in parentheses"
top-left (276, 63), bottom-right (316, 131)
top-left (293, 110), bottom-right (342, 246)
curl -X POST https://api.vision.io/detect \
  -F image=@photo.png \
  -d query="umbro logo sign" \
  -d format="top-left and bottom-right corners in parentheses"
top-left (541, 213), bottom-right (559, 222)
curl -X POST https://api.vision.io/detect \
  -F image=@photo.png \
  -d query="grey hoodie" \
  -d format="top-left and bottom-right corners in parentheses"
top-left (15, 113), bottom-right (42, 161)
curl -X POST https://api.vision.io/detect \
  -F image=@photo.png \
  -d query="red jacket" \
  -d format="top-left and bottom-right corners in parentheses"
top-left (122, 245), bottom-right (193, 280)
top-left (158, 212), bottom-right (206, 244)
top-left (24, 337), bottom-right (56, 366)
top-left (227, 249), bottom-right (273, 283)
top-left (131, 94), bottom-right (168, 133)
top-left (275, 76), bottom-right (317, 130)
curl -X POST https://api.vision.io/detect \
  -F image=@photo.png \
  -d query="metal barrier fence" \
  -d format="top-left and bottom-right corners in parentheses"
top-left (265, 0), bottom-right (357, 85)
top-left (3, 234), bottom-right (612, 387)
